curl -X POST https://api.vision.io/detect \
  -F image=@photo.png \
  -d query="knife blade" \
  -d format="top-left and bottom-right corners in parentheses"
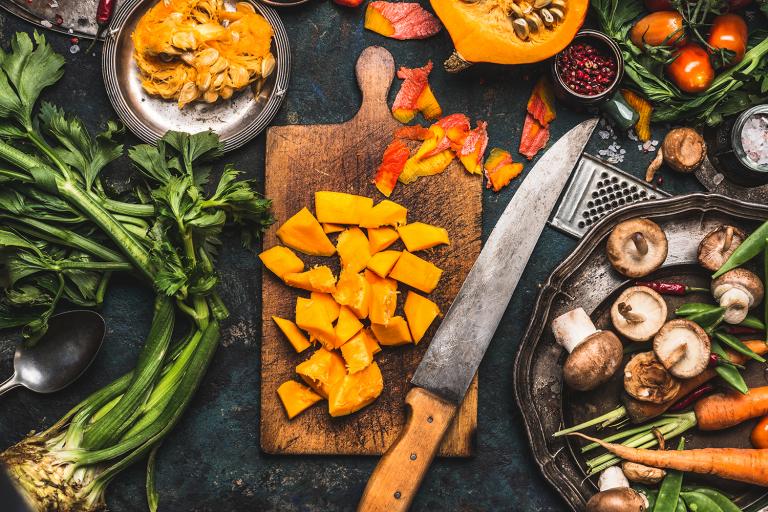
top-left (358, 118), bottom-right (598, 512)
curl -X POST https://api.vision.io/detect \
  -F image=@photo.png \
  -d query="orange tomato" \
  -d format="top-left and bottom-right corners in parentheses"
top-left (751, 415), bottom-right (768, 448)
top-left (708, 14), bottom-right (748, 67)
top-left (666, 43), bottom-right (715, 94)
top-left (631, 11), bottom-right (686, 49)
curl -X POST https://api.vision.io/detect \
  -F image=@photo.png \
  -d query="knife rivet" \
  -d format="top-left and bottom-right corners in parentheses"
top-left (410, 453), bottom-right (417, 461)
top-left (394, 491), bottom-right (402, 499)
top-left (427, 416), bottom-right (433, 423)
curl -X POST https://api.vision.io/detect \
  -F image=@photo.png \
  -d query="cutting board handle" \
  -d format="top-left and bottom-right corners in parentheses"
top-left (353, 46), bottom-right (396, 123)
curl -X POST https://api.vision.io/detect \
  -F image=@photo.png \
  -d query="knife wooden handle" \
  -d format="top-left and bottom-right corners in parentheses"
top-left (358, 387), bottom-right (458, 512)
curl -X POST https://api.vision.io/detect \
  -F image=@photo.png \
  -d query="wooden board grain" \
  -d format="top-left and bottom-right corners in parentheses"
top-left (261, 46), bottom-right (480, 456)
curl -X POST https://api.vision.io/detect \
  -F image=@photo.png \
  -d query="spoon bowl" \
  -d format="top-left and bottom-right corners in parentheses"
top-left (1, 310), bottom-right (105, 396)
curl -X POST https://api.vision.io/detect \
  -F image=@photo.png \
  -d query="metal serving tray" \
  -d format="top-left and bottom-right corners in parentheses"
top-left (514, 193), bottom-right (768, 511)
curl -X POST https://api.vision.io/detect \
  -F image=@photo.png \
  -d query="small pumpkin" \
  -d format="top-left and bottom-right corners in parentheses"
top-left (277, 380), bottom-right (323, 419)
top-left (431, 0), bottom-right (589, 69)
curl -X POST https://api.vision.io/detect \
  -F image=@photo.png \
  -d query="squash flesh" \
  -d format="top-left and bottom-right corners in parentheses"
top-left (328, 362), bottom-right (384, 417)
top-left (272, 316), bottom-right (311, 353)
top-left (371, 316), bottom-right (413, 346)
top-left (310, 291), bottom-right (341, 323)
top-left (367, 227), bottom-right (399, 253)
top-left (315, 191), bottom-right (373, 225)
top-left (296, 348), bottom-right (346, 398)
top-left (277, 381), bottom-right (323, 419)
top-left (295, 297), bottom-right (336, 349)
top-left (365, 270), bottom-right (398, 325)
top-left (335, 306), bottom-right (364, 346)
top-left (284, 266), bottom-right (337, 293)
top-left (276, 207), bottom-right (336, 256)
top-left (389, 250), bottom-right (442, 293)
top-left (333, 269), bottom-right (371, 319)
top-left (259, 246), bottom-right (304, 279)
top-left (397, 222), bottom-right (449, 252)
top-left (359, 200), bottom-right (408, 228)
top-left (403, 291), bottom-right (440, 344)
top-left (340, 330), bottom-right (375, 374)
top-left (336, 227), bottom-right (372, 273)
top-left (366, 250), bottom-right (401, 278)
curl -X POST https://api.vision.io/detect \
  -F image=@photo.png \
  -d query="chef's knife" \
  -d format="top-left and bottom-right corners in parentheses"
top-left (358, 118), bottom-right (599, 512)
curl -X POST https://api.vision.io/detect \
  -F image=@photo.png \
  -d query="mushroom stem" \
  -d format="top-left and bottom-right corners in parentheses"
top-left (722, 226), bottom-right (734, 253)
top-left (631, 232), bottom-right (648, 256)
top-left (598, 466), bottom-right (628, 491)
top-left (720, 288), bottom-right (750, 324)
top-left (646, 148), bottom-right (664, 182)
top-left (667, 343), bottom-right (688, 367)
top-left (618, 302), bottom-right (646, 323)
top-left (551, 308), bottom-right (598, 353)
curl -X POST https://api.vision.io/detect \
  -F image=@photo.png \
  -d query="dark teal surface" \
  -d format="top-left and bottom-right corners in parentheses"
top-left (0, 4), bottom-right (705, 511)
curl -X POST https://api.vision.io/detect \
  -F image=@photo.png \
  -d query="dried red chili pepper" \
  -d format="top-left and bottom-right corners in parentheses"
top-left (668, 383), bottom-right (715, 412)
top-left (635, 281), bottom-right (709, 296)
top-left (85, 0), bottom-right (118, 54)
top-left (723, 325), bottom-right (765, 335)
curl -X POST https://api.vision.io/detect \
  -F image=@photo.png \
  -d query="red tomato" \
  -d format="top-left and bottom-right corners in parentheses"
top-left (666, 43), bottom-right (715, 94)
top-left (751, 416), bottom-right (768, 448)
top-left (631, 11), bottom-right (686, 49)
top-left (709, 14), bottom-right (748, 66)
top-left (644, 0), bottom-right (673, 10)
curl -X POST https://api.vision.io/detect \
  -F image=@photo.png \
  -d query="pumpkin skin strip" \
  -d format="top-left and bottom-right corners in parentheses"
top-left (365, 2), bottom-right (442, 41)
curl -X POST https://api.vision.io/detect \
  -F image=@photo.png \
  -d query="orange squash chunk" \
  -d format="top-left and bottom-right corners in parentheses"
top-left (367, 227), bottom-right (399, 253)
top-left (366, 250), bottom-right (401, 278)
top-left (359, 200), bottom-right (408, 228)
top-left (296, 348), bottom-right (347, 398)
top-left (277, 381), bottom-right (323, 420)
top-left (272, 316), bottom-right (311, 353)
top-left (284, 266), bottom-right (336, 293)
top-left (328, 362), bottom-right (384, 417)
top-left (365, 2), bottom-right (441, 41)
top-left (323, 223), bottom-right (345, 234)
top-left (485, 148), bottom-right (523, 192)
top-left (374, 139), bottom-right (410, 197)
top-left (389, 251), bottom-right (442, 293)
top-left (276, 207), bottom-right (336, 256)
top-left (310, 292), bottom-right (340, 323)
top-left (340, 330), bottom-right (375, 373)
top-left (397, 223), bottom-right (449, 252)
top-left (335, 306), bottom-right (364, 346)
top-left (336, 227), bottom-right (372, 273)
top-left (458, 121), bottom-right (488, 175)
top-left (365, 269), bottom-right (398, 325)
top-left (315, 191), bottom-right (373, 225)
top-left (333, 269), bottom-right (371, 319)
top-left (398, 150), bottom-right (454, 185)
top-left (371, 316), bottom-right (413, 346)
top-left (259, 246), bottom-right (304, 280)
top-left (295, 297), bottom-right (336, 349)
top-left (403, 291), bottom-right (440, 344)
top-left (360, 327), bottom-right (382, 355)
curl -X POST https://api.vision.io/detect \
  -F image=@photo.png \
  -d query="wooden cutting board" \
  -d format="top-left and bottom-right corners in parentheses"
top-left (260, 46), bottom-right (480, 456)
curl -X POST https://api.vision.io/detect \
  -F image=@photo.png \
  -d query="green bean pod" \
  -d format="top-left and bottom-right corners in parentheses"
top-left (711, 339), bottom-right (749, 394)
top-left (681, 490), bottom-right (725, 511)
top-left (714, 331), bottom-right (766, 362)
top-left (676, 303), bottom-right (723, 316)
top-left (654, 439), bottom-right (686, 512)
top-left (692, 488), bottom-right (741, 512)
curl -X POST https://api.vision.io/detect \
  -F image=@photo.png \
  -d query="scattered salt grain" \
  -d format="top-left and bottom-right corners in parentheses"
top-left (40, 20), bottom-right (53, 28)
top-left (69, 45), bottom-right (80, 54)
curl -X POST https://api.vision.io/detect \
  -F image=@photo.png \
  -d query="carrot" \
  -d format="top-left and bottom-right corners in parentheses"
top-left (572, 432), bottom-right (768, 487)
top-left (624, 340), bottom-right (768, 423)
top-left (695, 386), bottom-right (768, 431)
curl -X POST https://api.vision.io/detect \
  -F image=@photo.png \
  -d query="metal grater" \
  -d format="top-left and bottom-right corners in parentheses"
top-left (549, 153), bottom-right (670, 239)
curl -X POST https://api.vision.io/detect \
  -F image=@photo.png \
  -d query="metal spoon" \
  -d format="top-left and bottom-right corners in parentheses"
top-left (0, 310), bottom-right (105, 397)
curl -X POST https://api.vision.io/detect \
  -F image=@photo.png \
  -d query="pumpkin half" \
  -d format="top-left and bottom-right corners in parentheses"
top-left (430, 0), bottom-right (589, 66)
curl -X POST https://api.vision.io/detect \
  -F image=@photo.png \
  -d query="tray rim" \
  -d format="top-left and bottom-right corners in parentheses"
top-left (101, 0), bottom-right (290, 152)
top-left (513, 192), bottom-right (768, 511)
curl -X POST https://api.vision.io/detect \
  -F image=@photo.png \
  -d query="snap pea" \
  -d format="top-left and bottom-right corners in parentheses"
top-left (681, 491), bottom-right (725, 512)
top-left (764, 237), bottom-right (768, 344)
top-left (711, 339), bottom-right (749, 394)
top-left (676, 303), bottom-right (723, 316)
top-left (714, 331), bottom-right (766, 363)
top-left (712, 219), bottom-right (768, 279)
top-left (692, 488), bottom-right (742, 512)
top-left (654, 438), bottom-right (685, 512)
top-left (687, 308), bottom-right (725, 333)
top-left (675, 497), bottom-right (687, 512)
top-left (740, 315), bottom-right (766, 331)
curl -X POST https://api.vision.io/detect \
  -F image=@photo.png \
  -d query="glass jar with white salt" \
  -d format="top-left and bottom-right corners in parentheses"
top-left (730, 105), bottom-right (768, 184)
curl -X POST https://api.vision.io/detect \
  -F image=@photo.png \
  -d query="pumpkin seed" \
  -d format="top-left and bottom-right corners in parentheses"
top-left (519, 1), bottom-right (534, 14)
top-left (539, 8), bottom-right (555, 27)
top-left (534, 0), bottom-right (551, 8)
top-left (549, 6), bottom-right (564, 21)
top-left (550, 0), bottom-right (566, 8)
top-left (513, 18), bottom-right (530, 40)
top-left (506, 2), bottom-right (524, 17)
top-left (525, 11), bottom-right (544, 33)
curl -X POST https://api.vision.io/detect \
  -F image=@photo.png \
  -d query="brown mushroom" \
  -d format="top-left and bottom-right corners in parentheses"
top-left (621, 462), bottom-right (666, 485)
top-left (587, 467), bottom-right (647, 512)
top-left (653, 319), bottom-right (711, 379)
top-left (624, 351), bottom-right (681, 404)
top-left (645, 127), bottom-right (706, 182)
top-left (611, 286), bottom-right (668, 342)
top-left (607, 218), bottom-right (668, 278)
top-left (698, 225), bottom-right (746, 272)
top-left (712, 268), bottom-right (765, 324)
top-left (551, 308), bottom-right (624, 391)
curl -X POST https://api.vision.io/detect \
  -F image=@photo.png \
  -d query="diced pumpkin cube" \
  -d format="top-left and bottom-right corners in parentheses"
top-left (336, 227), bottom-right (372, 273)
top-left (296, 348), bottom-right (347, 398)
top-left (366, 250), bottom-right (401, 278)
top-left (259, 246), bottom-right (304, 279)
top-left (367, 227), bottom-right (399, 253)
top-left (484, 148), bottom-right (524, 192)
top-left (272, 316), bottom-right (311, 353)
top-left (360, 327), bottom-right (382, 355)
top-left (310, 292), bottom-right (340, 322)
top-left (335, 306), bottom-right (364, 346)
top-left (333, 269), bottom-right (371, 319)
top-left (276, 207), bottom-right (336, 256)
top-left (295, 297), bottom-right (336, 348)
top-left (328, 362), bottom-right (384, 417)
top-left (403, 291), bottom-right (440, 344)
top-left (340, 330), bottom-right (375, 373)
top-left (315, 191), bottom-right (374, 225)
top-left (277, 380), bottom-right (323, 419)
top-left (284, 266), bottom-right (337, 293)
top-left (389, 251), bottom-right (442, 293)
top-left (365, 269), bottom-right (398, 325)
top-left (397, 223), bottom-right (449, 252)
top-left (323, 223), bottom-right (345, 234)
top-left (371, 316), bottom-right (413, 346)
top-left (398, 150), bottom-right (454, 185)
top-left (359, 200), bottom-right (407, 228)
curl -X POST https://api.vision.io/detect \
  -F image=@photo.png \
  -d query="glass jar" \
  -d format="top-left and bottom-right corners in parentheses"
top-left (711, 104), bottom-right (768, 187)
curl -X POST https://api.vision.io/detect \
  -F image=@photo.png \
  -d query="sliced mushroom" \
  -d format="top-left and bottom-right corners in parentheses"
top-left (712, 268), bottom-right (765, 324)
top-left (587, 467), bottom-right (647, 512)
top-left (653, 319), bottom-right (710, 379)
top-left (622, 461), bottom-right (666, 485)
top-left (551, 308), bottom-right (624, 391)
top-left (607, 218), bottom-right (668, 278)
top-left (611, 286), bottom-right (668, 342)
top-left (624, 351), bottom-right (680, 404)
top-left (698, 225), bottom-right (746, 272)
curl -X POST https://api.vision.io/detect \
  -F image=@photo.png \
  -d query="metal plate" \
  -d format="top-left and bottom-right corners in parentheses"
top-left (102, 0), bottom-right (290, 152)
top-left (0, 0), bottom-right (123, 39)
top-left (550, 154), bottom-right (669, 239)
top-left (514, 193), bottom-right (768, 511)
